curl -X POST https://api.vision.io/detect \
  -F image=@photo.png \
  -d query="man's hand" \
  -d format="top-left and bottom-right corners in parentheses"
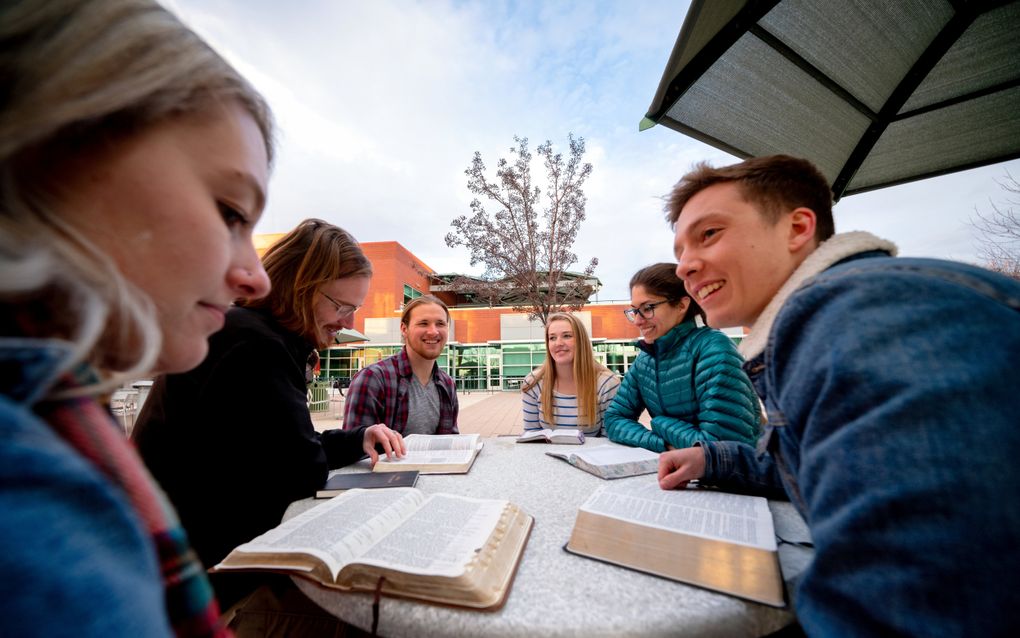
top-left (363, 424), bottom-right (405, 467)
top-left (658, 447), bottom-right (706, 490)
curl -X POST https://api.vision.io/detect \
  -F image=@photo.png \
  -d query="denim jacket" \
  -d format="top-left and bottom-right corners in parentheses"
top-left (0, 338), bottom-right (171, 637)
top-left (699, 232), bottom-right (1020, 636)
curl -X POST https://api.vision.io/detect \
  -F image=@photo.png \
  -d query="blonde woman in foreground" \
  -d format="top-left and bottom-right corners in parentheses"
top-left (521, 313), bottom-right (620, 438)
top-left (0, 0), bottom-right (274, 635)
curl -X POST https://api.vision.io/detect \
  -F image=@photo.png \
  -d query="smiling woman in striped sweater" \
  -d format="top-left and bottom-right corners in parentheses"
top-left (521, 313), bottom-right (620, 437)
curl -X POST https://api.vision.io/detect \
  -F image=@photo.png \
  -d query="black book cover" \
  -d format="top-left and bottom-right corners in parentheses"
top-left (316, 471), bottom-right (420, 497)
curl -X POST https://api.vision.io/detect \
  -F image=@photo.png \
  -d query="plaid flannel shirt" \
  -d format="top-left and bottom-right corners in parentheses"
top-left (342, 347), bottom-right (458, 434)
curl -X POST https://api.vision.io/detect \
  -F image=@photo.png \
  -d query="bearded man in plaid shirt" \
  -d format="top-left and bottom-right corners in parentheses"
top-left (343, 296), bottom-right (459, 435)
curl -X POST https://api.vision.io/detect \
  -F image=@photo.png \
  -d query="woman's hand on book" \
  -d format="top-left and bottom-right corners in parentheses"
top-left (365, 424), bottom-right (406, 467)
top-left (658, 447), bottom-right (706, 490)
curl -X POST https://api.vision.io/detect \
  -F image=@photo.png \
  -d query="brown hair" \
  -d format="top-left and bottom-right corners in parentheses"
top-left (629, 263), bottom-right (705, 325)
top-left (665, 155), bottom-right (834, 241)
top-left (522, 312), bottom-right (611, 428)
top-left (242, 219), bottom-right (371, 342)
top-left (400, 295), bottom-right (450, 326)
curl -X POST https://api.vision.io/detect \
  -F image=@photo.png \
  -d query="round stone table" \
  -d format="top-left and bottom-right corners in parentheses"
top-left (286, 437), bottom-right (812, 638)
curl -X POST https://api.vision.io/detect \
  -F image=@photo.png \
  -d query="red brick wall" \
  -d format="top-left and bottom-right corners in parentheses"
top-left (255, 236), bottom-right (641, 342)
top-left (355, 242), bottom-right (436, 332)
top-left (589, 304), bottom-right (640, 341)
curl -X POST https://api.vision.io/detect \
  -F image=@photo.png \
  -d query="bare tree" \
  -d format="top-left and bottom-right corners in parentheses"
top-left (445, 135), bottom-right (598, 324)
top-left (972, 172), bottom-right (1020, 280)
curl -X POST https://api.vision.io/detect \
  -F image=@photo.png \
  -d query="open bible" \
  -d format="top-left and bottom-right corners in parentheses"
top-left (565, 481), bottom-right (784, 607)
top-left (546, 441), bottom-right (659, 479)
top-left (213, 487), bottom-right (533, 610)
top-left (516, 428), bottom-right (584, 445)
top-left (374, 433), bottom-right (482, 474)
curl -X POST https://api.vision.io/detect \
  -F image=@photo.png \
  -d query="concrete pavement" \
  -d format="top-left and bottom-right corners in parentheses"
top-left (312, 388), bottom-right (650, 436)
top-left (311, 390), bottom-right (523, 436)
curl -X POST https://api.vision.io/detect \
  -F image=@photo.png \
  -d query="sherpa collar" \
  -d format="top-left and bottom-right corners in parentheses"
top-left (738, 231), bottom-right (898, 360)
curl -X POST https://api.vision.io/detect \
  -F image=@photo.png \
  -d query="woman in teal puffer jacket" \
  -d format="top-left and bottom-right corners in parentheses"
top-left (605, 263), bottom-right (760, 452)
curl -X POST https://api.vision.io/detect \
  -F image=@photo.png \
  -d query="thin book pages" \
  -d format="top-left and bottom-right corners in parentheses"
top-left (213, 487), bottom-right (533, 610)
top-left (374, 433), bottom-right (482, 474)
top-left (566, 481), bottom-right (785, 607)
top-left (516, 427), bottom-right (585, 445)
top-left (546, 441), bottom-right (659, 479)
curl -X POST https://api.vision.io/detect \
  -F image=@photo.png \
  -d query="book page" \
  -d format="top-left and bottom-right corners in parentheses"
top-left (404, 433), bottom-right (480, 451)
top-left (356, 494), bottom-right (506, 577)
top-left (517, 428), bottom-right (552, 442)
top-left (573, 442), bottom-right (659, 466)
top-left (379, 448), bottom-right (476, 466)
top-left (581, 482), bottom-right (776, 550)
top-left (231, 488), bottom-right (426, 578)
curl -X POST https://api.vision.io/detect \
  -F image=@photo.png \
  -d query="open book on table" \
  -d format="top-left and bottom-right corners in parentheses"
top-left (374, 433), bottom-right (482, 474)
top-left (213, 487), bottom-right (533, 610)
top-left (546, 441), bottom-right (659, 479)
top-left (516, 427), bottom-right (584, 445)
top-left (565, 481), bottom-right (784, 607)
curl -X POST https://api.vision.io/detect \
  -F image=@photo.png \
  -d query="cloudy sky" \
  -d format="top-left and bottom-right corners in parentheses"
top-left (167, 0), bottom-right (1019, 301)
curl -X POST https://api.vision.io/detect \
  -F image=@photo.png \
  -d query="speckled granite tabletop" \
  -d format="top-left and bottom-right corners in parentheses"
top-left (287, 437), bottom-right (812, 637)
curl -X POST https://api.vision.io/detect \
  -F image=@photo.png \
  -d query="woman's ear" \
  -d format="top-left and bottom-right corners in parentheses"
top-left (677, 296), bottom-right (691, 316)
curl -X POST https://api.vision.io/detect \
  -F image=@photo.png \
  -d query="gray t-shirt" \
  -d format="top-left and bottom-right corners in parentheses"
top-left (405, 377), bottom-right (441, 435)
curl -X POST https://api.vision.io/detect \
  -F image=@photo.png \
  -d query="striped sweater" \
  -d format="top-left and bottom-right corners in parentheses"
top-left (520, 370), bottom-right (621, 436)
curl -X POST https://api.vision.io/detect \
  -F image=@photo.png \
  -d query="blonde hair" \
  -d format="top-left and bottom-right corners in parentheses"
top-left (242, 220), bottom-right (371, 344)
top-left (0, 0), bottom-right (274, 397)
top-left (522, 313), bottom-right (610, 427)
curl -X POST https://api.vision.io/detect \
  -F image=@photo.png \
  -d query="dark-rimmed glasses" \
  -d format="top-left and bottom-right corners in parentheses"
top-left (321, 291), bottom-right (360, 318)
top-left (623, 300), bottom-right (669, 323)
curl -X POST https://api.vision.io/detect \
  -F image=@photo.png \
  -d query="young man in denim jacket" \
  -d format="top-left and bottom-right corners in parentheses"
top-left (659, 155), bottom-right (1020, 636)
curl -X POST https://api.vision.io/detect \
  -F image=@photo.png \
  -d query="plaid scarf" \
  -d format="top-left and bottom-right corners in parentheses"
top-left (37, 367), bottom-right (230, 638)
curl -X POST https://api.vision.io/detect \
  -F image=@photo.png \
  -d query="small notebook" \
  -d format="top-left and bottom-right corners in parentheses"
top-left (316, 470), bottom-right (419, 498)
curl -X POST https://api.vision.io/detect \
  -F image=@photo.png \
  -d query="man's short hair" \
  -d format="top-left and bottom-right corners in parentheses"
top-left (666, 155), bottom-right (835, 241)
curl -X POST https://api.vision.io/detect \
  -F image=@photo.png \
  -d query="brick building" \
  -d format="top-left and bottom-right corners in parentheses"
top-left (256, 236), bottom-right (649, 391)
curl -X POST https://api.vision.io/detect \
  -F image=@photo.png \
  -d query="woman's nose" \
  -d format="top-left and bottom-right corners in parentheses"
top-left (229, 261), bottom-right (270, 301)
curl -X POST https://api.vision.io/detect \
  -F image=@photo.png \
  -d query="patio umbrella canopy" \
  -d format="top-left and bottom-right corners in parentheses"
top-left (643, 0), bottom-right (1020, 199)
top-left (333, 328), bottom-right (369, 345)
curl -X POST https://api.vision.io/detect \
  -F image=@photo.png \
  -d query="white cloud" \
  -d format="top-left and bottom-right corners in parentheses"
top-left (166, 0), bottom-right (1020, 300)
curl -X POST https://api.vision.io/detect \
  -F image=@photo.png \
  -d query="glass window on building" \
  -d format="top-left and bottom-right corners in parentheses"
top-left (452, 345), bottom-right (495, 391)
top-left (501, 343), bottom-right (546, 391)
top-left (595, 341), bottom-right (640, 378)
top-left (317, 348), bottom-right (362, 387)
top-left (402, 284), bottom-right (423, 306)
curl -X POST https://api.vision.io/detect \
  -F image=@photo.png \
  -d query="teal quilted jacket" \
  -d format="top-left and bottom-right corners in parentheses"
top-left (605, 320), bottom-right (760, 452)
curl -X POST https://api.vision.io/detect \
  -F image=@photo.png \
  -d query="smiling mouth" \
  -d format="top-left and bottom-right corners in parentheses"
top-left (697, 281), bottom-right (725, 301)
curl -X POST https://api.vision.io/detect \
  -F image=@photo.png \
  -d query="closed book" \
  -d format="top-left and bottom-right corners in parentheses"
top-left (316, 471), bottom-right (419, 498)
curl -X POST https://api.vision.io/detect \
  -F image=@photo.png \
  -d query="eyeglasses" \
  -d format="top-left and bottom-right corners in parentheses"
top-left (321, 291), bottom-right (360, 318)
top-left (623, 300), bottom-right (669, 323)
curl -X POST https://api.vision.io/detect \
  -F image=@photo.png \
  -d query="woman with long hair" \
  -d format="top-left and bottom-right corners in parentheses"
top-left (605, 264), bottom-right (760, 452)
top-left (1, 0), bottom-right (274, 633)
top-left (133, 219), bottom-right (404, 613)
top-left (521, 313), bottom-right (620, 437)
